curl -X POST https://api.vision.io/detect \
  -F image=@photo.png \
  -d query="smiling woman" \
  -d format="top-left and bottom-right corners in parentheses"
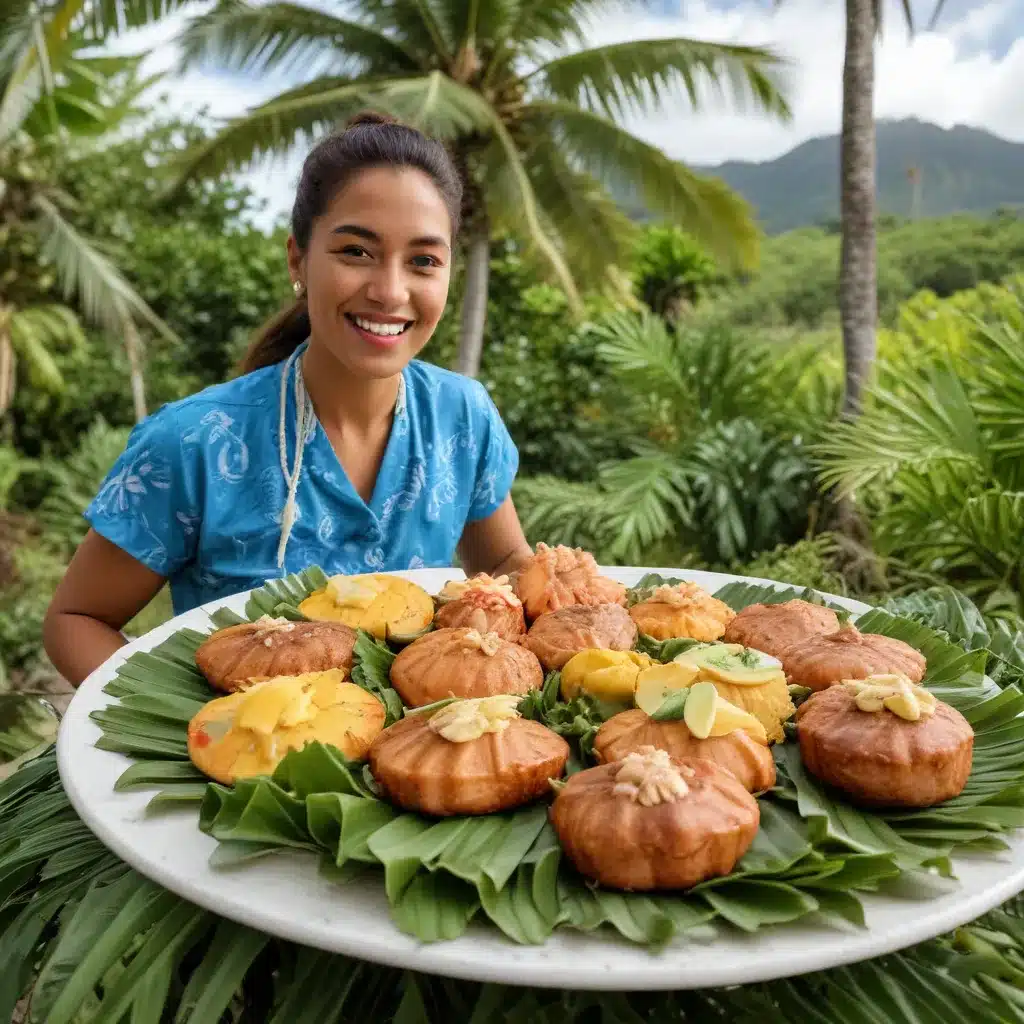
top-left (42, 112), bottom-right (534, 688)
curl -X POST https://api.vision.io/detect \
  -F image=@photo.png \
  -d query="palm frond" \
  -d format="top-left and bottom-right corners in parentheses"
top-left (513, 475), bottom-right (613, 553)
top-left (483, 116), bottom-right (582, 310)
top-left (0, 7), bottom-right (44, 143)
top-left (972, 317), bottom-right (1024, 462)
top-left (958, 492), bottom-right (1024, 571)
top-left (527, 36), bottom-right (792, 122)
top-left (168, 76), bottom-right (378, 184)
top-left (815, 361), bottom-right (988, 495)
top-left (522, 101), bottom-right (759, 269)
top-left (170, 71), bottom-right (496, 186)
top-left (31, 194), bottom-right (178, 343)
top-left (492, 145), bottom-right (636, 289)
top-left (79, 0), bottom-right (194, 38)
top-left (8, 303), bottom-right (86, 393)
top-left (597, 451), bottom-right (691, 562)
top-left (176, 0), bottom-right (421, 77)
top-left (587, 306), bottom-right (688, 399)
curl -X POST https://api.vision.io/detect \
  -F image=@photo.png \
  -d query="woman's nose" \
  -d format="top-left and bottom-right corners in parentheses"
top-left (365, 260), bottom-right (410, 309)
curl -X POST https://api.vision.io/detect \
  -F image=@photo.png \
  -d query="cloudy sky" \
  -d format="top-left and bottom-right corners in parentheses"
top-left (106, 0), bottom-right (1024, 226)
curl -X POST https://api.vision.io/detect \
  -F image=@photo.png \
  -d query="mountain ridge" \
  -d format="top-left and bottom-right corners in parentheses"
top-left (693, 118), bottom-right (1024, 233)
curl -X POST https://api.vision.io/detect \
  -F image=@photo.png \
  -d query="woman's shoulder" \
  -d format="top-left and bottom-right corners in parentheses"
top-left (160, 363), bottom-right (281, 424)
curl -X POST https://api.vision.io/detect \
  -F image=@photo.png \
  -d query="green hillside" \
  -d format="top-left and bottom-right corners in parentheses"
top-left (699, 118), bottom-right (1024, 233)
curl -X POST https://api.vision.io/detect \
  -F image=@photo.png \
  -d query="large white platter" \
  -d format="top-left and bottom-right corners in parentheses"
top-left (58, 567), bottom-right (1024, 991)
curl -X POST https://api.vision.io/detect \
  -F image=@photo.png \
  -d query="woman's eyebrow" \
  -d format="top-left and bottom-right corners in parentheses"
top-left (332, 223), bottom-right (450, 251)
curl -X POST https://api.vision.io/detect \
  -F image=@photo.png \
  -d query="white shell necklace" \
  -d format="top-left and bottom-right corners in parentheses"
top-left (275, 343), bottom-right (407, 572)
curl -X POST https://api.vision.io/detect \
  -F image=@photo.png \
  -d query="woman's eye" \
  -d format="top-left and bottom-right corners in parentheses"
top-left (340, 245), bottom-right (370, 258)
top-left (411, 254), bottom-right (441, 269)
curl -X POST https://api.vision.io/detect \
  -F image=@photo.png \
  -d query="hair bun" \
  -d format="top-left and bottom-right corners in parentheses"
top-left (346, 110), bottom-right (399, 129)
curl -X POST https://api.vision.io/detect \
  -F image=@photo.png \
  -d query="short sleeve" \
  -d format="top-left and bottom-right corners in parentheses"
top-left (84, 405), bottom-right (199, 577)
top-left (467, 384), bottom-right (520, 522)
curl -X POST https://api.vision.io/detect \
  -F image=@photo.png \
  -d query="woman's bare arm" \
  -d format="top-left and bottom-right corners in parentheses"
top-left (458, 496), bottom-right (533, 579)
top-left (43, 530), bottom-right (168, 687)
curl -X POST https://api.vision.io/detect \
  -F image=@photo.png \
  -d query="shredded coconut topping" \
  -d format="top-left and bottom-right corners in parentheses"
top-left (459, 629), bottom-right (504, 656)
top-left (254, 616), bottom-right (297, 641)
top-left (647, 584), bottom-right (699, 607)
top-left (611, 746), bottom-right (694, 806)
top-left (440, 574), bottom-right (519, 606)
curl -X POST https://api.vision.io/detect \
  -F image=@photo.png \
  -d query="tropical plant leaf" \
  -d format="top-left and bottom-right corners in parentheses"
top-left (529, 36), bottom-right (790, 123)
top-left (176, 0), bottom-right (420, 77)
top-left (32, 194), bottom-right (178, 342)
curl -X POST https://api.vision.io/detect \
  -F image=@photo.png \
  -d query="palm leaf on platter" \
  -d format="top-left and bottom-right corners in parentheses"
top-left (76, 568), bottom-right (1024, 952)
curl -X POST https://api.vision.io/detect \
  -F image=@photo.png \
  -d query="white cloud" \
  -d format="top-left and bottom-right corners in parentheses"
top-left (107, 0), bottom-right (1024, 220)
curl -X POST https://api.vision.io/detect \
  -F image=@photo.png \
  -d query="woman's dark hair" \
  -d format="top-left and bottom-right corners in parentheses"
top-left (240, 111), bottom-right (463, 373)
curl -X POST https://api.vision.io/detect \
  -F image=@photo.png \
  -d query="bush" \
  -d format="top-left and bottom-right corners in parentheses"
top-left (631, 225), bottom-right (723, 319)
top-left (816, 278), bottom-right (1024, 618)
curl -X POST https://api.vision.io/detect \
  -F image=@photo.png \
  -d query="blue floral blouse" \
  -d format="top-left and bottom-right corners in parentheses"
top-left (85, 350), bottom-right (519, 616)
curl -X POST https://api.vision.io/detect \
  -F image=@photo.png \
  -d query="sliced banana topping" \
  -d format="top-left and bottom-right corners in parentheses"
top-left (326, 574), bottom-right (388, 610)
top-left (612, 746), bottom-right (695, 806)
top-left (457, 629), bottom-right (504, 656)
top-left (439, 574), bottom-right (519, 606)
top-left (427, 694), bottom-right (522, 743)
top-left (843, 674), bottom-right (937, 721)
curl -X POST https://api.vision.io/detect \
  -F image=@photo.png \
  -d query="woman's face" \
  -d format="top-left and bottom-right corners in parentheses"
top-left (288, 165), bottom-right (453, 380)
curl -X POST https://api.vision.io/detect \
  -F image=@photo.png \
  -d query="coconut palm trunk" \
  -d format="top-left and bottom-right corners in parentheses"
top-left (0, 309), bottom-right (14, 416)
top-left (838, 0), bottom-right (878, 417)
top-left (457, 226), bottom-right (490, 378)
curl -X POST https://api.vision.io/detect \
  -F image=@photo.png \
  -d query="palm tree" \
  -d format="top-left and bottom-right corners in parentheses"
top-left (171, 0), bottom-right (792, 376)
top-left (835, 0), bottom-right (946, 416)
top-left (0, 0), bottom-right (183, 421)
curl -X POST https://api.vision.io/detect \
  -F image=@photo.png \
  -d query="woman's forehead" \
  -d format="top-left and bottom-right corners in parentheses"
top-left (320, 165), bottom-right (451, 245)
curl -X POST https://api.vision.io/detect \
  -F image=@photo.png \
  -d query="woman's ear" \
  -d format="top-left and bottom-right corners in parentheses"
top-left (286, 235), bottom-right (305, 290)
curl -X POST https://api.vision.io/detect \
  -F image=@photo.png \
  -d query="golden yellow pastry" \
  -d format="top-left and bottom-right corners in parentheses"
top-left (723, 599), bottom-right (841, 659)
top-left (298, 573), bottom-right (433, 641)
top-left (783, 624), bottom-right (927, 692)
top-left (434, 574), bottom-right (526, 640)
top-left (194, 617), bottom-right (358, 693)
top-left (187, 670), bottom-right (385, 784)
top-left (514, 543), bottom-right (626, 621)
top-left (628, 582), bottom-right (735, 642)
top-left (594, 683), bottom-right (775, 793)
top-left (560, 649), bottom-right (655, 702)
top-left (797, 677), bottom-right (973, 808)
top-left (550, 748), bottom-right (759, 891)
top-left (368, 696), bottom-right (569, 815)
top-left (390, 627), bottom-right (543, 708)
top-left (644, 645), bottom-right (796, 744)
top-left (522, 603), bottom-right (637, 672)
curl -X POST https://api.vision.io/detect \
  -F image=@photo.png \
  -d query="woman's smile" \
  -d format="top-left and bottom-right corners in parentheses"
top-left (345, 312), bottom-right (415, 347)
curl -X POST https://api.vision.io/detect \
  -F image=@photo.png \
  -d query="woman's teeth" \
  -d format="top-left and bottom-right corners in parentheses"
top-left (353, 315), bottom-right (408, 336)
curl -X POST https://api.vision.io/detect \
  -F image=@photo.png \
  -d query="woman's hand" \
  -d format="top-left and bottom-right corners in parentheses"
top-left (457, 496), bottom-right (533, 579)
top-left (43, 530), bottom-right (168, 687)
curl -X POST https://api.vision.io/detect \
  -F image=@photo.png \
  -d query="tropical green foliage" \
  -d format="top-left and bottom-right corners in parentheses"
top-left (718, 212), bottom-right (1024, 328)
top-left (514, 308), bottom-right (836, 565)
top-left (631, 223), bottom-right (724, 320)
top-left (816, 282), bottom-right (1024, 619)
top-left (0, 2), bottom-right (180, 419)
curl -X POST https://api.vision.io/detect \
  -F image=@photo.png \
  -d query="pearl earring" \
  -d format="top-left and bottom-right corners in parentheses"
top-left (293, 280), bottom-right (304, 297)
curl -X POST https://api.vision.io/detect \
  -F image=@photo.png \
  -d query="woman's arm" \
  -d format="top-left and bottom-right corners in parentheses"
top-left (43, 530), bottom-right (168, 687)
top-left (458, 496), bottom-right (533, 578)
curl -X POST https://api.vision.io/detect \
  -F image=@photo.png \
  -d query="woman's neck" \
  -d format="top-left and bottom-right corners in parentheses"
top-left (299, 341), bottom-right (401, 434)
